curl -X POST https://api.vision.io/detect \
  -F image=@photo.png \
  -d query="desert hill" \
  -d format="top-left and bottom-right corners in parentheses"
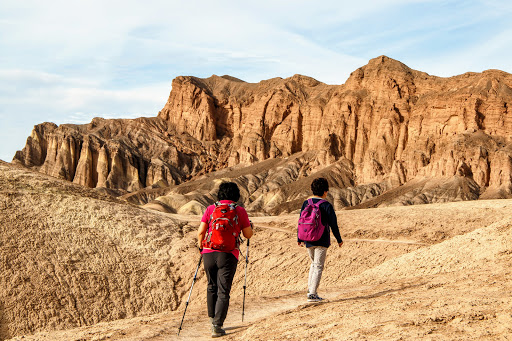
top-left (2, 160), bottom-right (512, 340)
top-left (12, 56), bottom-right (512, 212)
top-left (0, 161), bottom-right (201, 339)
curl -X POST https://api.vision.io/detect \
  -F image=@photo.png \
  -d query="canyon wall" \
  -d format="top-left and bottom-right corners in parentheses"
top-left (13, 118), bottom-right (210, 193)
top-left (13, 56), bottom-right (512, 202)
top-left (158, 55), bottom-right (512, 197)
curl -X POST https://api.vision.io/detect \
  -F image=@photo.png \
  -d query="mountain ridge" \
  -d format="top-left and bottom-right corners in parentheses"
top-left (12, 56), bottom-right (512, 212)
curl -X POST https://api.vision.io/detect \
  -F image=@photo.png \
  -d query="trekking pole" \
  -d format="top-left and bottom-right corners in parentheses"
top-left (177, 254), bottom-right (203, 336)
top-left (242, 238), bottom-right (250, 322)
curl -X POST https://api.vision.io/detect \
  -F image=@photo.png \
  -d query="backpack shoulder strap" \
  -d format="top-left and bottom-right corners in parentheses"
top-left (308, 198), bottom-right (326, 207)
top-left (209, 202), bottom-right (221, 225)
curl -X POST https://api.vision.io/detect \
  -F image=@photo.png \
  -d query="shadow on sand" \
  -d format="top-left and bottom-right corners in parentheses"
top-left (326, 283), bottom-right (427, 305)
top-left (224, 325), bottom-right (246, 332)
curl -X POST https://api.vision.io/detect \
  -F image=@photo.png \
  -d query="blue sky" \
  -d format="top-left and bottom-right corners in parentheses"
top-left (1, 0), bottom-right (512, 162)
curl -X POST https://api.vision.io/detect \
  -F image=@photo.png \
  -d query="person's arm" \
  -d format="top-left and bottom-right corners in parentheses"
top-left (324, 202), bottom-right (343, 247)
top-left (197, 221), bottom-right (208, 250)
top-left (237, 207), bottom-right (253, 239)
top-left (241, 225), bottom-right (253, 239)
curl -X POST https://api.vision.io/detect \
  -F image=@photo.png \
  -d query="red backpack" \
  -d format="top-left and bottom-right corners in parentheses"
top-left (202, 202), bottom-right (241, 251)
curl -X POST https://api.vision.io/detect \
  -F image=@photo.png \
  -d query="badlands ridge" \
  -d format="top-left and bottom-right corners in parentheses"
top-left (12, 56), bottom-right (512, 214)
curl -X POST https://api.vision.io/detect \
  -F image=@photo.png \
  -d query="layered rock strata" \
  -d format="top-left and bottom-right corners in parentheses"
top-left (13, 56), bottom-right (512, 204)
top-left (13, 118), bottom-right (212, 192)
top-left (157, 56), bottom-right (512, 197)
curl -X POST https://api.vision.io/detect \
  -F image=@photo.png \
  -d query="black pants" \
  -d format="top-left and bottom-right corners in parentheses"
top-left (203, 252), bottom-right (238, 326)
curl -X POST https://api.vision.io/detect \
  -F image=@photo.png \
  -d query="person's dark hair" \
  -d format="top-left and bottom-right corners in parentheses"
top-left (311, 177), bottom-right (329, 196)
top-left (217, 182), bottom-right (241, 202)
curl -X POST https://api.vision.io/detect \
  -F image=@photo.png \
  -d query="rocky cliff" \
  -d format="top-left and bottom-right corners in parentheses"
top-left (158, 56), bottom-right (512, 190)
top-left (13, 118), bottom-right (214, 193)
top-left (13, 56), bottom-right (512, 206)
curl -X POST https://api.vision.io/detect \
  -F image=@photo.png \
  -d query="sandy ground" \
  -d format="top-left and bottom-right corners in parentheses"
top-left (2, 161), bottom-right (512, 340)
top-left (8, 200), bottom-right (512, 341)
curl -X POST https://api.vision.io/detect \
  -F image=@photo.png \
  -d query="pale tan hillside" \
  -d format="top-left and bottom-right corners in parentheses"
top-left (3, 159), bottom-right (512, 340)
top-left (131, 151), bottom-right (482, 216)
top-left (0, 161), bottom-right (201, 339)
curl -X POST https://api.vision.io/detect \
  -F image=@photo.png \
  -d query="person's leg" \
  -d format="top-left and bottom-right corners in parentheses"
top-left (203, 252), bottom-right (218, 320)
top-left (307, 246), bottom-right (327, 296)
top-left (307, 246), bottom-right (316, 295)
top-left (212, 252), bottom-right (238, 327)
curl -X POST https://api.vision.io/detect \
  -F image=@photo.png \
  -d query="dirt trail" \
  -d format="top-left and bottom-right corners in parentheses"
top-left (167, 213), bottom-right (428, 245)
top-left (9, 280), bottom-right (380, 340)
top-left (156, 283), bottom-right (405, 340)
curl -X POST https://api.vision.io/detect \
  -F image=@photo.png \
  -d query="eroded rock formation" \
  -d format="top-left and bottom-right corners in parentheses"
top-left (13, 56), bottom-right (512, 206)
top-left (13, 118), bottom-right (209, 193)
top-left (158, 57), bottom-right (512, 191)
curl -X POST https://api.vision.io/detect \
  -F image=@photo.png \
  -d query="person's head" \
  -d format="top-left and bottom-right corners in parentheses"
top-left (217, 182), bottom-right (241, 202)
top-left (311, 177), bottom-right (329, 197)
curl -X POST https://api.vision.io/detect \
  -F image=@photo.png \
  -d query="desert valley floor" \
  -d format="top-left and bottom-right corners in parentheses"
top-left (1, 160), bottom-right (512, 340)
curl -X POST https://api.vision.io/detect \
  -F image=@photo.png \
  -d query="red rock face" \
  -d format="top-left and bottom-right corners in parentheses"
top-left (13, 56), bottom-right (512, 201)
top-left (157, 56), bottom-right (512, 195)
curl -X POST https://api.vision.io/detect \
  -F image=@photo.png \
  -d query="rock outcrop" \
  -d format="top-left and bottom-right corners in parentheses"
top-left (13, 56), bottom-right (512, 207)
top-left (13, 118), bottom-right (209, 193)
top-left (158, 57), bottom-right (512, 192)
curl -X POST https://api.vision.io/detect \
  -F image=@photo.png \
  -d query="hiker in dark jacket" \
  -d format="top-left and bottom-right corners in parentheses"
top-left (298, 177), bottom-right (343, 302)
top-left (197, 182), bottom-right (253, 338)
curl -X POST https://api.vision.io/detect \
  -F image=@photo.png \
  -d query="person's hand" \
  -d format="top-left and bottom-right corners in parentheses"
top-left (198, 244), bottom-right (203, 252)
top-left (298, 242), bottom-right (304, 247)
top-left (338, 242), bottom-right (343, 248)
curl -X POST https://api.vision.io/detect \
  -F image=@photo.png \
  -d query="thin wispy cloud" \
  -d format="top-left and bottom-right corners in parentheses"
top-left (1, 0), bottom-right (512, 161)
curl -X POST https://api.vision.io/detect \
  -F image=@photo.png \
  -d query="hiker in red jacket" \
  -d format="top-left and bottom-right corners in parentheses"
top-left (298, 177), bottom-right (343, 302)
top-left (197, 182), bottom-right (253, 338)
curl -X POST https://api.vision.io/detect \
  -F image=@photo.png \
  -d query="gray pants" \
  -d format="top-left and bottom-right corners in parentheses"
top-left (307, 246), bottom-right (327, 295)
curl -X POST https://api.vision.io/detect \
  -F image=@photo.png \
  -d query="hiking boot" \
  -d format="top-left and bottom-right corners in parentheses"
top-left (307, 293), bottom-right (324, 302)
top-left (211, 324), bottom-right (226, 338)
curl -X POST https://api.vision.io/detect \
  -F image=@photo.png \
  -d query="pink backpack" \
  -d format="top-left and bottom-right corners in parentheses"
top-left (298, 199), bottom-right (327, 241)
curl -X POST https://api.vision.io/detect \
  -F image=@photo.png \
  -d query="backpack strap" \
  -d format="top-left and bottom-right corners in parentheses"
top-left (206, 201), bottom-right (222, 239)
top-left (208, 202), bottom-right (219, 227)
top-left (307, 198), bottom-right (326, 206)
top-left (316, 199), bottom-right (327, 206)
